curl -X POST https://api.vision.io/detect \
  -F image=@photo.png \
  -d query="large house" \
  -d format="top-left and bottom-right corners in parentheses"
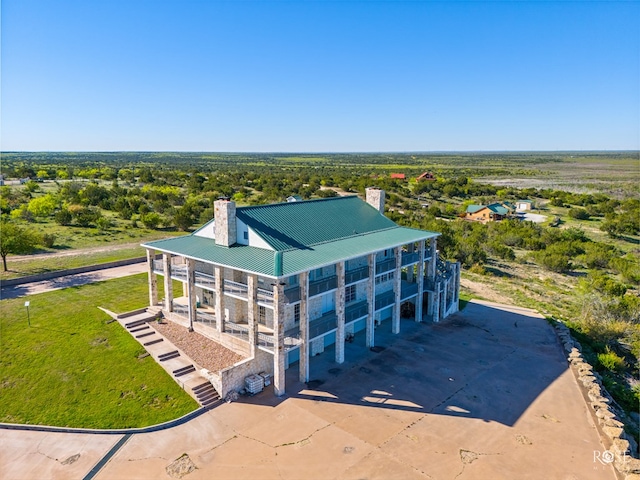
top-left (142, 188), bottom-right (460, 397)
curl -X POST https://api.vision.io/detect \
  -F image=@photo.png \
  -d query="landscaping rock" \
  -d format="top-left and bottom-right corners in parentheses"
top-left (613, 439), bottom-right (631, 456)
top-left (616, 456), bottom-right (640, 474)
top-left (603, 425), bottom-right (624, 439)
top-left (596, 408), bottom-right (617, 420)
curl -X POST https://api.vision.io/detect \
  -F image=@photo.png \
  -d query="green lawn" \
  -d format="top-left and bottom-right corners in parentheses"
top-left (0, 273), bottom-right (198, 428)
top-left (1, 228), bottom-right (187, 280)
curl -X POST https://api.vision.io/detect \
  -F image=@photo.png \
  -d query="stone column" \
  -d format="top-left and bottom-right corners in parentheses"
top-left (146, 249), bottom-right (158, 307)
top-left (442, 278), bottom-right (449, 318)
top-left (392, 247), bottom-right (401, 334)
top-left (299, 271), bottom-right (309, 383)
top-left (428, 237), bottom-right (437, 279)
top-left (247, 274), bottom-right (258, 356)
top-left (273, 281), bottom-right (286, 396)
top-left (366, 253), bottom-right (375, 347)
top-left (162, 253), bottom-right (173, 312)
top-left (454, 262), bottom-right (461, 305)
top-left (433, 287), bottom-right (440, 323)
top-left (215, 266), bottom-right (224, 332)
top-left (415, 240), bottom-right (425, 322)
top-left (186, 258), bottom-right (196, 332)
top-left (335, 261), bottom-right (346, 364)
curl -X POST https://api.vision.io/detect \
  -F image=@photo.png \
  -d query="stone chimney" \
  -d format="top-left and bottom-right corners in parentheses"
top-left (365, 187), bottom-right (385, 213)
top-left (214, 197), bottom-right (237, 246)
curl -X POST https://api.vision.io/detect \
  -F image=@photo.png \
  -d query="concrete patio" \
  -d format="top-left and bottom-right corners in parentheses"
top-left (0, 300), bottom-right (616, 480)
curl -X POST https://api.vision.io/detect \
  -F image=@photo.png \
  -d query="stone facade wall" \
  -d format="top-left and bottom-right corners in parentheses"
top-left (201, 348), bottom-right (273, 399)
top-left (307, 295), bottom-right (326, 320)
top-left (311, 337), bottom-right (325, 356)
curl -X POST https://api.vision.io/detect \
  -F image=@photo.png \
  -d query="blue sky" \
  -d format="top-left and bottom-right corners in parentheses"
top-left (1, 1), bottom-right (638, 152)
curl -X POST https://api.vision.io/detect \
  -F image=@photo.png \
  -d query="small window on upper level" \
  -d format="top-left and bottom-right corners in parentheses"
top-left (243, 231), bottom-right (249, 240)
top-left (345, 284), bottom-right (356, 303)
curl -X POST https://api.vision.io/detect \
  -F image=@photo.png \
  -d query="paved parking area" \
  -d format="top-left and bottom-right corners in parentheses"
top-left (0, 300), bottom-right (614, 480)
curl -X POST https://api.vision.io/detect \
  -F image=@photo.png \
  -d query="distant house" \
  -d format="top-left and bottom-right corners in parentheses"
top-left (465, 203), bottom-right (512, 222)
top-left (390, 173), bottom-right (406, 180)
top-left (286, 195), bottom-right (303, 203)
top-left (417, 172), bottom-right (435, 181)
top-left (516, 200), bottom-right (533, 211)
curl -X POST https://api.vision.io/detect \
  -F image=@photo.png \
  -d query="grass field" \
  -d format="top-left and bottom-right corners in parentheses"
top-left (0, 273), bottom-right (198, 428)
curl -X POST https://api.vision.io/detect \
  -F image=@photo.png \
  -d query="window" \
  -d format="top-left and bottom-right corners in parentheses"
top-left (310, 268), bottom-right (323, 281)
top-left (243, 231), bottom-right (249, 240)
top-left (258, 305), bottom-right (266, 325)
top-left (294, 304), bottom-right (300, 323)
top-left (345, 285), bottom-right (356, 303)
top-left (375, 271), bottom-right (395, 285)
top-left (288, 275), bottom-right (299, 286)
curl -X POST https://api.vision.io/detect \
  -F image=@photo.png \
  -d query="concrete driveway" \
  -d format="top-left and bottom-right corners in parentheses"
top-left (0, 300), bottom-right (614, 480)
top-left (0, 263), bottom-right (148, 300)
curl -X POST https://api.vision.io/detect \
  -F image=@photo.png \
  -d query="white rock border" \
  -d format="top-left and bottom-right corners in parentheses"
top-left (554, 322), bottom-right (640, 479)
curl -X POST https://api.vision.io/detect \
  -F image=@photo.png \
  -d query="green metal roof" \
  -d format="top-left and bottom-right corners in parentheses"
top-left (143, 226), bottom-right (437, 278)
top-left (236, 196), bottom-right (396, 251)
top-left (466, 205), bottom-right (485, 213)
top-left (467, 203), bottom-right (510, 215)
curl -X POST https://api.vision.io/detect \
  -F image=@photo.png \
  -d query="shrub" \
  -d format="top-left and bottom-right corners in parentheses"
top-left (568, 208), bottom-right (590, 220)
top-left (598, 348), bottom-right (626, 372)
top-left (41, 233), bottom-right (56, 248)
top-left (96, 217), bottom-right (114, 231)
top-left (468, 264), bottom-right (486, 275)
top-left (54, 208), bottom-right (72, 225)
top-left (532, 251), bottom-right (571, 273)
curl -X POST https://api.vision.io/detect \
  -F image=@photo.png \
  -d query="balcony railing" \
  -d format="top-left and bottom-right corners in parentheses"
top-left (257, 288), bottom-right (274, 307)
top-left (258, 332), bottom-right (275, 349)
top-left (345, 301), bottom-right (368, 322)
top-left (225, 321), bottom-right (249, 341)
top-left (376, 257), bottom-right (396, 275)
top-left (195, 271), bottom-right (216, 291)
top-left (196, 310), bottom-right (217, 327)
top-left (309, 311), bottom-right (337, 338)
top-left (401, 282), bottom-right (419, 299)
top-left (171, 265), bottom-right (188, 282)
top-left (401, 251), bottom-right (420, 266)
top-left (345, 266), bottom-right (369, 285)
top-left (284, 286), bottom-right (301, 304)
top-left (152, 259), bottom-right (163, 274)
top-left (224, 279), bottom-right (248, 299)
top-left (375, 290), bottom-right (395, 311)
top-left (309, 275), bottom-right (338, 297)
top-left (284, 330), bottom-right (302, 351)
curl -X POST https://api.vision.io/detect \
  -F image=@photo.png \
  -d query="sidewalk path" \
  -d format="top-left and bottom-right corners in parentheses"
top-left (0, 262), bottom-right (147, 300)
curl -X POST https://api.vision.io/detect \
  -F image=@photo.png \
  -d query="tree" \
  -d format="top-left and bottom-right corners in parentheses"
top-left (141, 212), bottom-right (161, 229)
top-left (0, 221), bottom-right (40, 271)
top-left (27, 194), bottom-right (57, 218)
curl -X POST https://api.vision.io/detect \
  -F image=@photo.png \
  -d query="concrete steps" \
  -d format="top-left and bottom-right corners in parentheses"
top-left (192, 381), bottom-right (222, 408)
top-left (112, 307), bottom-right (222, 409)
top-left (159, 350), bottom-right (180, 362)
top-left (173, 365), bottom-right (196, 377)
